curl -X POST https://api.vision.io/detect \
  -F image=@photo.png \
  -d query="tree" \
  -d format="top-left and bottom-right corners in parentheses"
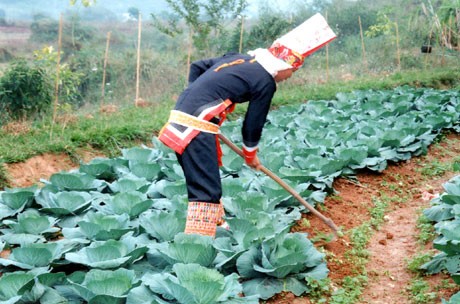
top-left (327, 1), bottom-right (378, 37)
top-left (152, 0), bottom-right (248, 52)
top-left (245, 12), bottom-right (293, 50)
top-left (128, 7), bottom-right (140, 20)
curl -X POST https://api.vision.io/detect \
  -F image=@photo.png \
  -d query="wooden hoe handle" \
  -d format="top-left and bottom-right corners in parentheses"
top-left (218, 133), bottom-right (341, 236)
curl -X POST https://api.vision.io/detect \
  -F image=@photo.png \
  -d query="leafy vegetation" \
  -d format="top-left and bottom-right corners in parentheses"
top-left (0, 85), bottom-right (458, 302)
top-left (0, 60), bottom-right (53, 123)
top-left (0, 0), bottom-right (459, 302)
top-left (421, 175), bottom-right (460, 302)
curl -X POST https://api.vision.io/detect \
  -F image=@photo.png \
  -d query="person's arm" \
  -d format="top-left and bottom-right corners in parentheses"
top-left (242, 86), bottom-right (275, 148)
top-left (241, 84), bottom-right (275, 169)
top-left (189, 53), bottom-right (240, 84)
top-left (188, 57), bottom-right (221, 84)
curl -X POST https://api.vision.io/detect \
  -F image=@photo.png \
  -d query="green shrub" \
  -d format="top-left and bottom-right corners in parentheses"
top-left (0, 60), bottom-right (53, 123)
top-left (33, 46), bottom-right (85, 107)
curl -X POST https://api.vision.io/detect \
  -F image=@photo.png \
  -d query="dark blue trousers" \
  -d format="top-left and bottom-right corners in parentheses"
top-left (176, 132), bottom-right (222, 203)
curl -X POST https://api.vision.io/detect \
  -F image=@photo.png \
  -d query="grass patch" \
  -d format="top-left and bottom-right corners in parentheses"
top-left (0, 103), bottom-right (171, 163)
top-left (416, 213), bottom-right (436, 245)
top-left (418, 160), bottom-right (450, 177)
top-left (407, 279), bottom-right (437, 304)
top-left (0, 161), bottom-right (10, 189)
top-left (407, 253), bottom-right (434, 274)
top-left (0, 66), bottom-right (458, 165)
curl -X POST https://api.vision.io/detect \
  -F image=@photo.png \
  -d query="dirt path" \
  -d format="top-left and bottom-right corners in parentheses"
top-left (358, 134), bottom-right (460, 304)
top-left (3, 134), bottom-right (460, 303)
top-left (359, 201), bottom-right (423, 304)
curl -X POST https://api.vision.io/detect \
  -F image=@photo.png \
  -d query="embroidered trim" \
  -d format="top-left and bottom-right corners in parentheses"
top-left (158, 99), bottom-right (233, 154)
top-left (184, 201), bottom-right (221, 237)
top-left (213, 59), bottom-right (245, 72)
top-left (169, 110), bottom-right (220, 134)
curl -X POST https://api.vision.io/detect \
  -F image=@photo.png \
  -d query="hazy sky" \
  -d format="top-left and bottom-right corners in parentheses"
top-left (0, 0), bottom-right (296, 20)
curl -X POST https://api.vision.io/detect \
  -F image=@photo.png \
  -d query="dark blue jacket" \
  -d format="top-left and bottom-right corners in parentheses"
top-left (174, 53), bottom-right (277, 148)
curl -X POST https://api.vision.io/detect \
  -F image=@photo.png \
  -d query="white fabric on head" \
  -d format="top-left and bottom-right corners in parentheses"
top-left (247, 48), bottom-right (292, 77)
top-left (275, 13), bottom-right (337, 57)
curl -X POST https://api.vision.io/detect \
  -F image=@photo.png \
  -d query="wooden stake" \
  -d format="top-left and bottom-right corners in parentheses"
top-left (186, 28), bottom-right (193, 86)
top-left (395, 21), bottom-right (401, 71)
top-left (358, 16), bottom-right (368, 72)
top-left (100, 31), bottom-right (111, 109)
top-left (239, 15), bottom-right (244, 53)
top-left (50, 14), bottom-right (63, 140)
top-left (135, 13), bottom-right (142, 107)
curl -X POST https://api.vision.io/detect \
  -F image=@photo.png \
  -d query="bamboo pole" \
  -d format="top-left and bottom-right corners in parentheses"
top-left (50, 14), bottom-right (63, 140)
top-left (100, 31), bottom-right (111, 110)
top-left (239, 15), bottom-right (244, 53)
top-left (135, 13), bottom-right (142, 107)
top-left (395, 21), bottom-right (401, 71)
top-left (186, 28), bottom-right (193, 85)
top-left (441, 24), bottom-right (447, 66)
top-left (358, 16), bottom-right (368, 72)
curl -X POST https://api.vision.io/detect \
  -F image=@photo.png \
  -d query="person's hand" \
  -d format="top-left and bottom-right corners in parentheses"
top-left (242, 146), bottom-right (261, 170)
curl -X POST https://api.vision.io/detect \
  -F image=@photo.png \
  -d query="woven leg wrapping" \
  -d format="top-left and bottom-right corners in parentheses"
top-left (184, 202), bottom-right (220, 237)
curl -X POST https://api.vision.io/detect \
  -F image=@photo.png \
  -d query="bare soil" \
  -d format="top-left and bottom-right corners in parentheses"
top-left (3, 133), bottom-right (460, 303)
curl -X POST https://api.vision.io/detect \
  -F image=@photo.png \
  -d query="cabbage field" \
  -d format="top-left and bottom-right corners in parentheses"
top-left (0, 86), bottom-right (459, 303)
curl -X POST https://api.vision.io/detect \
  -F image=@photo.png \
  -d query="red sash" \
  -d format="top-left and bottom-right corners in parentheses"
top-left (158, 99), bottom-right (234, 158)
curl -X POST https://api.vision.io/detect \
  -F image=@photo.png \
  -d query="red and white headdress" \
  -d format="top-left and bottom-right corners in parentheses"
top-left (249, 13), bottom-right (337, 76)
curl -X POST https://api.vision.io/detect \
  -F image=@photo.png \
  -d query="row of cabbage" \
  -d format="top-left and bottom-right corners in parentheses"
top-left (422, 175), bottom-right (460, 304)
top-left (0, 86), bottom-right (459, 303)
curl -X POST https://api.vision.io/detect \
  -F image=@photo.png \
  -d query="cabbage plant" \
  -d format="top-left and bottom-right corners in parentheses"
top-left (0, 270), bottom-right (67, 304)
top-left (35, 188), bottom-right (93, 215)
top-left (66, 268), bottom-right (139, 304)
top-left (0, 271), bottom-right (35, 303)
top-left (62, 211), bottom-right (133, 242)
top-left (139, 209), bottom-right (186, 242)
top-left (0, 209), bottom-right (59, 245)
top-left (47, 172), bottom-right (106, 191)
top-left (0, 187), bottom-right (36, 219)
top-left (223, 206), bottom-right (301, 250)
top-left (92, 191), bottom-right (153, 218)
top-left (107, 174), bottom-right (150, 193)
top-left (148, 233), bottom-right (217, 268)
top-left (0, 242), bottom-right (69, 269)
top-left (151, 179), bottom-right (187, 199)
top-left (65, 235), bottom-right (148, 269)
top-left (79, 157), bottom-right (127, 181)
top-left (140, 263), bottom-right (259, 304)
top-left (0, 270), bottom-right (60, 303)
top-left (237, 232), bottom-right (328, 299)
top-left (121, 146), bottom-right (163, 182)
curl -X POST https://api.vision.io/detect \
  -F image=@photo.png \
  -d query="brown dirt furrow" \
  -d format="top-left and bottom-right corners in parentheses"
top-left (359, 193), bottom-right (431, 303)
